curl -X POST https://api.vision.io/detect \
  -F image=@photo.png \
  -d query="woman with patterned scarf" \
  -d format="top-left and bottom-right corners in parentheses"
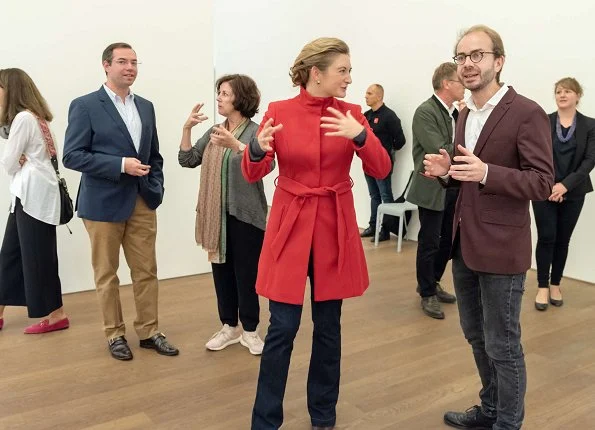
top-left (178, 74), bottom-right (272, 355)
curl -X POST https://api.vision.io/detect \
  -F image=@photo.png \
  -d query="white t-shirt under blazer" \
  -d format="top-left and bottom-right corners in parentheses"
top-left (0, 111), bottom-right (61, 225)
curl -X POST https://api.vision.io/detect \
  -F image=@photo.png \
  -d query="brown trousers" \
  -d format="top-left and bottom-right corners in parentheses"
top-left (84, 197), bottom-right (159, 340)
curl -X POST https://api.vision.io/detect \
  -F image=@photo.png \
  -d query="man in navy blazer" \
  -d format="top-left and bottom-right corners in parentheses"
top-left (63, 42), bottom-right (178, 361)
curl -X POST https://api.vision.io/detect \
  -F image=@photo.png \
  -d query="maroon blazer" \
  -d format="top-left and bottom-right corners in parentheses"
top-left (451, 87), bottom-right (554, 274)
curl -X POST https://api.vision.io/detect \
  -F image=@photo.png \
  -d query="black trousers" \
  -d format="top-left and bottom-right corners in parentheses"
top-left (416, 188), bottom-right (458, 297)
top-left (532, 198), bottom-right (585, 287)
top-left (211, 214), bottom-right (264, 332)
top-left (0, 198), bottom-right (63, 318)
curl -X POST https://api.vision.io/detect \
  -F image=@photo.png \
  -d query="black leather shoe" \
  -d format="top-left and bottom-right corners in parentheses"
top-left (444, 405), bottom-right (496, 429)
top-left (436, 283), bottom-right (457, 303)
top-left (360, 226), bottom-right (374, 238)
top-left (108, 336), bottom-right (133, 361)
top-left (421, 295), bottom-right (445, 319)
top-left (140, 333), bottom-right (179, 356)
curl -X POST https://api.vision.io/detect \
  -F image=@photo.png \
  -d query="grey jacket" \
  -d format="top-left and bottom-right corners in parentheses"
top-left (407, 95), bottom-right (455, 211)
top-left (178, 120), bottom-right (270, 230)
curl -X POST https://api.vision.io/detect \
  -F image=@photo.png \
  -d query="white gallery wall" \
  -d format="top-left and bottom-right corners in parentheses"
top-left (1, 0), bottom-right (594, 292)
top-left (1, 0), bottom-right (215, 293)
top-left (214, 0), bottom-right (595, 283)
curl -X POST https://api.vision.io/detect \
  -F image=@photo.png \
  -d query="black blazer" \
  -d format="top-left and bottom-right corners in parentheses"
top-left (549, 111), bottom-right (595, 200)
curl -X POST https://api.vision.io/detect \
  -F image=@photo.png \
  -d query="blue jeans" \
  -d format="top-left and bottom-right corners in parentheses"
top-left (364, 161), bottom-right (394, 226)
top-left (452, 243), bottom-right (527, 430)
top-left (251, 294), bottom-right (342, 429)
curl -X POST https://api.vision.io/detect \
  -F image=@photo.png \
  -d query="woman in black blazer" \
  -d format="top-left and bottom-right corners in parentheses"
top-left (533, 77), bottom-right (595, 310)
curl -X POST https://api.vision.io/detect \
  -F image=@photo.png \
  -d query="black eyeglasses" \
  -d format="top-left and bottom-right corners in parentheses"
top-left (453, 51), bottom-right (495, 65)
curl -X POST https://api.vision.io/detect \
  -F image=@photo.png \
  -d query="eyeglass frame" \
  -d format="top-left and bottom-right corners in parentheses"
top-left (112, 59), bottom-right (141, 67)
top-left (452, 51), bottom-right (496, 65)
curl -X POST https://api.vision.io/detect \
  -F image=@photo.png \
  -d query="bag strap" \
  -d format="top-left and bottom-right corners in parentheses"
top-left (395, 170), bottom-right (414, 202)
top-left (35, 116), bottom-right (63, 181)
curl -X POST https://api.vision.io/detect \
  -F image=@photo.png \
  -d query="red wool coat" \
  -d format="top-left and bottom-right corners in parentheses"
top-left (241, 88), bottom-right (391, 304)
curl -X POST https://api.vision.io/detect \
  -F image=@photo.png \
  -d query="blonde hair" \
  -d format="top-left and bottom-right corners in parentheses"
top-left (289, 37), bottom-right (350, 87)
top-left (455, 25), bottom-right (505, 83)
top-left (555, 77), bottom-right (583, 99)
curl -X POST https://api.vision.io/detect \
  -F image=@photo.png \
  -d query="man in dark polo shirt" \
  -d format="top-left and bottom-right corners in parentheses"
top-left (360, 84), bottom-right (406, 241)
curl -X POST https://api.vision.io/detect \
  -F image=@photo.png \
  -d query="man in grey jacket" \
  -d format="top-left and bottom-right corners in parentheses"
top-left (407, 63), bottom-right (464, 319)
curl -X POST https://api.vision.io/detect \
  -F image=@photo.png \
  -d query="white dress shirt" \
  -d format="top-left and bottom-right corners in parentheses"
top-left (435, 94), bottom-right (457, 143)
top-left (462, 84), bottom-right (510, 184)
top-left (465, 84), bottom-right (509, 153)
top-left (0, 111), bottom-right (60, 225)
top-left (102, 84), bottom-right (142, 172)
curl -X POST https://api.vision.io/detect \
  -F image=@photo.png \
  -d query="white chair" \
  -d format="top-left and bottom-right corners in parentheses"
top-left (374, 172), bottom-right (418, 252)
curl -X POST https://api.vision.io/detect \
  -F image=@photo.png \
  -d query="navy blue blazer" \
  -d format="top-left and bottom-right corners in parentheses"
top-left (63, 86), bottom-right (164, 222)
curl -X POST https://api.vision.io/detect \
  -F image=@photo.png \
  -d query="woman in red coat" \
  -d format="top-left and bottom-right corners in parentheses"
top-left (242, 37), bottom-right (391, 430)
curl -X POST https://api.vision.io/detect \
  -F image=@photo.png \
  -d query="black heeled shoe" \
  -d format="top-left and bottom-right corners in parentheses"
top-left (549, 287), bottom-right (564, 307)
top-left (535, 288), bottom-right (549, 311)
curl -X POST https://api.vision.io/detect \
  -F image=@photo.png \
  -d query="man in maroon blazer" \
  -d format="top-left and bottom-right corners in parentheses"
top-left (424, 25), bottom-right (553, 430)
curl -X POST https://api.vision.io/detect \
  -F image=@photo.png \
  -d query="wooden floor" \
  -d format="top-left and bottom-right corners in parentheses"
top-left (1, 237), bottom-right (595, 430)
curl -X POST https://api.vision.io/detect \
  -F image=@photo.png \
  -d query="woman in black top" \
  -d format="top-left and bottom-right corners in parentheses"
top-left (533, 77), bottom-right (595, 310)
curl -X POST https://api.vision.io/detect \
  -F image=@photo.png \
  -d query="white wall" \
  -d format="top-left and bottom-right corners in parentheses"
top-left (2, 0), bottom-right (593, 291)
top-left (214, 0), bottom-right (595, 283)
top-left (1, 1), bottom-right (215, 293)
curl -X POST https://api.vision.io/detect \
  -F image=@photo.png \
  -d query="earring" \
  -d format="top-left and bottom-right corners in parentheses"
top-left (316, 80), bottom-right (320, 85)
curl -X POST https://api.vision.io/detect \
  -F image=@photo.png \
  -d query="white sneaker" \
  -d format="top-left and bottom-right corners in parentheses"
top-left (205, 324), bottom-right (241, 351)
top-left (240, 330), bottom-right (264, 355)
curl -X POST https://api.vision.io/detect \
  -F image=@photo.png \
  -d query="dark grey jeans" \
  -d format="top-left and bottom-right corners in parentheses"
top-left (452, 242), bottom-right (527, 430)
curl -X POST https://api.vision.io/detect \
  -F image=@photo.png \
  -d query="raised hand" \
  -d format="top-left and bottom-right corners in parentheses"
top-left (423, 149), bottom-right (451, 177)
top-left (210, 125), bottom-right (244, 152)
top-left (257, 118), bottom-right (283, 152)
top-left (124, 157), bottom-right (150, 176)
top-left (320, 107), bottom-right (364, 139)
top-left (183, 103), bottom-right (209, 129)
top-left (449, 145), bottom-right (487, 182)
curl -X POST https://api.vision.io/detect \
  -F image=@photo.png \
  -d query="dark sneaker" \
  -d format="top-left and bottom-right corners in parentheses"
top-left (360, 226), bottom-right (375, 238)
top-left (444, 405), bottom-right (496, 429)
top-left (370, 228), bottom-right (390, 242)
top-left (436, 282), bottom-right (457, 303)
top-left (421, 295), bottom-right (445, 319)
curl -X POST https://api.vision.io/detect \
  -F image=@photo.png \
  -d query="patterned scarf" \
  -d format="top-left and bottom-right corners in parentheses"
top-left (195, 119), bottom-right (248, 263)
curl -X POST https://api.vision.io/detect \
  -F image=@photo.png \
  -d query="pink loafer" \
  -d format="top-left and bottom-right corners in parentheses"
top-left (24, 317), bottom-right (69, 334)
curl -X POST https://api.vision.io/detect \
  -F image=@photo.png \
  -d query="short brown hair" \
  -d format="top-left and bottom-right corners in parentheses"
top-left (290, 37), bottom-right (350, 88)
top-left (102, 42), bottom-right (134, 64)
top-left (432, 63), bottom-right (458, 90)
top-left (0, 68), bottom-right (53, 126)
top-left (455, 25), bottom-right (505, 82)
top-left (216, 74), bottom-right (260, 118)
top-left (555, 77), bottom-right (583, 98)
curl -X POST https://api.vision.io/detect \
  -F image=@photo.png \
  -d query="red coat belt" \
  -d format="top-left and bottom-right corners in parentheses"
top-left (270, 176), bottom-right (353, 271)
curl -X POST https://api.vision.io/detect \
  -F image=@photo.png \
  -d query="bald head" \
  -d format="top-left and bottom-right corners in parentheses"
top-left (365, 84), bottom-right (384, 110)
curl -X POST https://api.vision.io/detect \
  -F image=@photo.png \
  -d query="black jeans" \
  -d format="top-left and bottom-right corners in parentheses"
top-left (532, 198), bottom-right (585, 287)
top-left (252, 261), bottom-right (342, 429)
top-left (364, 160), bottom-right (394, 226)
top-left (211, 214), bottom-right (264, 332)
top-left (452, 242), bottom-right (526, 430)
top-left (416, 188), bottom-right (458, 297)
top-left (0, 198), bottom-right (63, 318)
